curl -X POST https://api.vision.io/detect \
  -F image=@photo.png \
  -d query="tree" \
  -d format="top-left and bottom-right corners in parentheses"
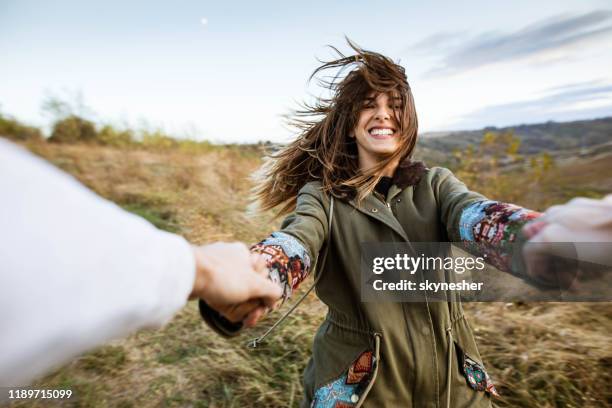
top-left (452, 130), bottom-right (524, 202)
top-left (42, 91), bottom-right (99, 143)
top-left (49, 115), bottom-right (97, 143)
top-left (452, 130), bottom-right (556, 206)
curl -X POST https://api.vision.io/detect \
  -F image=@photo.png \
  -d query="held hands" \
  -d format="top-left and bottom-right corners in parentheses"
top-left (527, 195), bottom-right (612, 246)
top-left (190, 242), bottom-right (281, 327)
top-left (522, 195), bottom-right (612, 289)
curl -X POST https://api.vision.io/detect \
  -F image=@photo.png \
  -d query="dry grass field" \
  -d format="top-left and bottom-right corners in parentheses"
top-left (5, 139), bottom-right (611, 408)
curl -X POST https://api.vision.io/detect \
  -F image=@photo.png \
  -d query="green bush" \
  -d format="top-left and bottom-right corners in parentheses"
top-left (0, 113), bottom-right (43, 141)
top-left (49, 115), bottom-right (97, 143)
top-left (97, 124), bottom-right (134, 146)
top-left (176, 138), bottom-right (216, 153)
top-left (141, 130), bottom-right (178, 149)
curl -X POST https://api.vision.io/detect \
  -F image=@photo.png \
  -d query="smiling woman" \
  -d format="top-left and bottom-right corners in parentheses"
top-left (352, 92), bottom-right (404, 176)
top-left (198, 39), bottom-right (545, 408)
top-left (251, 38), bottom-right (419, 212)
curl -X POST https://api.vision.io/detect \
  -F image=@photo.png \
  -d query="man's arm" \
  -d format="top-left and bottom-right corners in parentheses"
top-left (0, 139), bottom-right (279, 386)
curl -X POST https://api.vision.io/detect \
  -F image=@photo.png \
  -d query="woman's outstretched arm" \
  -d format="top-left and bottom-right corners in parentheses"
top-left (433, 167), bottom-right (543, 276)
top-left (200, 183), bottom-right (329, 336)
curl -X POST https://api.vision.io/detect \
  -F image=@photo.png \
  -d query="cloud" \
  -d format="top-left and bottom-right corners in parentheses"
top-left (446, 81), bottom-right (612, 130)
top-left (403, 30), bottom-right (468, 55)
top-left (408, 10), bottom-right (612, 77)
top-left (542, 79), bottom-right (607, 94)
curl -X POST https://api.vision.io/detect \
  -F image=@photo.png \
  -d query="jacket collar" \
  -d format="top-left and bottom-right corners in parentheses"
top-left (344, 158), bottom-right (428, 241)
top-left (338, 157), bottom-right (428, 201)
top-left (392, 158), bottom-right (428, 189)
top-left (348, 193), bottom-right (410, 241)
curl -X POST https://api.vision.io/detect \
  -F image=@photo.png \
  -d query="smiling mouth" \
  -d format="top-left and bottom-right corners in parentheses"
top-left (368, 127), bottom-right (396, 139)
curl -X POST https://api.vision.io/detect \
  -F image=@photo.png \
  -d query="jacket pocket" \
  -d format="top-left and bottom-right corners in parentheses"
top-left (309, 320), bottom-right (381, 408)
top-left (455, 342), bottom-right (499, 397)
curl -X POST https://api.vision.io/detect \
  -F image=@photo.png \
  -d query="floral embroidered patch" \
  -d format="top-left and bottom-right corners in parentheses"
top-left (460, 353), bottom-right (499, 397)
top-left (312, 351), bottom-right (375, 408)
top-left (251, 232), bottom-right (311, 300)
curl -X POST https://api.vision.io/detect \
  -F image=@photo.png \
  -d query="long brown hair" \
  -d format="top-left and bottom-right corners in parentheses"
top-left (254, 38), bottom-right (418, 215)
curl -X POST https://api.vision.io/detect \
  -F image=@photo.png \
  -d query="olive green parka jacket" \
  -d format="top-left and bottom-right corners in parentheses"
top-left (202, 162), bottom-right (541, 407)
top-left (284, 165), bottom-right (497, 408)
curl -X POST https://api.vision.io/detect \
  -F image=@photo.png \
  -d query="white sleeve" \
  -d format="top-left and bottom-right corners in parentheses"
top-left (0, 139), bottom-right (196, 386)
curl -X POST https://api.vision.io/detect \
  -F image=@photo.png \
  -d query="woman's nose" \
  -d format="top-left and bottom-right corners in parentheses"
top-left (374, 104), bottom-right (391, 120)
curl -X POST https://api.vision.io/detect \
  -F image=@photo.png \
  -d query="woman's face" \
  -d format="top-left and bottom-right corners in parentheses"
top-left (352, 92), bottom-right (402, 168)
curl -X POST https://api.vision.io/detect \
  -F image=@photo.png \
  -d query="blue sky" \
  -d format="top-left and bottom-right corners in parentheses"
top-left (1, 0), bottom-right (611, 143)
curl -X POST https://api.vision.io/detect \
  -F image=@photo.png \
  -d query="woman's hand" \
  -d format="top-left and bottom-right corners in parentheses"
top-left (241, 290), bottom-right (284, 328)
top-left (216, 299), bottom-right (272, 328)
top-left (215, 299), bottom-right (267, 326)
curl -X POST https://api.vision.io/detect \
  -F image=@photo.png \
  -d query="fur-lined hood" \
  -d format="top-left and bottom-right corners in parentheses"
top-left (392, 158), bottom-right (428, 189)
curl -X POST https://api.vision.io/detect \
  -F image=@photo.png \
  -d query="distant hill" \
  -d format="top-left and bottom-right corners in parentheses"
top-left (419, 117), bottom-right (612, 155)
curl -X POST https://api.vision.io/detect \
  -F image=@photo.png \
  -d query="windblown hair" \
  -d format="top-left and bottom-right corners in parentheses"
top-left (254, 39), bottom-right (418, 215)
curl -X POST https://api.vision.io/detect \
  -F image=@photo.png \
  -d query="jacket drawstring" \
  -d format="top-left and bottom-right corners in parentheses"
top-left (446, 325), bottom-right (453, 408)
top-left (355, 332), bottom-right (382, 408)
top-left (247, 196), bottom-right (334, 349)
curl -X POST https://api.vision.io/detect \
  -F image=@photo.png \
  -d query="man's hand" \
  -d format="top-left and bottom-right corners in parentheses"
top-left (189, 242), bottom-right (281, 322)
top-left (522, 195), bottom-right (612, 290)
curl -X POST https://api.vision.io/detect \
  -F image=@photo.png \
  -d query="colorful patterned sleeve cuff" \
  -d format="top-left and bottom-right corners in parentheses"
top-left (458, 200), bottom-right (543, 274)
top-left (251, 232), bottom-right (312, 302)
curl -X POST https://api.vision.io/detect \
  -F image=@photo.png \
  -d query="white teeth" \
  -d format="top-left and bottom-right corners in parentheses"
top-left (370, 128), bottom-right (393, 135)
